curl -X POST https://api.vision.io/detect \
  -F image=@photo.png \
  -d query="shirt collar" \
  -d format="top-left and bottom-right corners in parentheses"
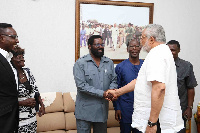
top-left (85, 54), bottom-right (110, 62)
top-left (174, 57), bottom-right (180, 67)
top-left (0, 48), bottom-right (13, 62)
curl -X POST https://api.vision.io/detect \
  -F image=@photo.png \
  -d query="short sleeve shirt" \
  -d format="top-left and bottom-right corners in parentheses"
top-left (131, 44), bottom-right (184, 132)
top-left (175, 57), bottom-right (198, 112)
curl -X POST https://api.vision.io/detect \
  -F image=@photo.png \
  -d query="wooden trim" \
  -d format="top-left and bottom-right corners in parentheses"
top-left (75, 0), bottom-right (154, 63)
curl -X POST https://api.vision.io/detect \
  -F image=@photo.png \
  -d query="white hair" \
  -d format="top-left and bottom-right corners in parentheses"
top-left (144, 24), bottom-right (166, 43)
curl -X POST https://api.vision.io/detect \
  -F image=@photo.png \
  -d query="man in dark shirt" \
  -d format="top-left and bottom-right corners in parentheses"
top-left (167, 40), bottom-right (198, 133)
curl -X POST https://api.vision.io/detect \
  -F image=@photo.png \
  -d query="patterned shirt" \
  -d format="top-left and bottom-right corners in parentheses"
top-left (175, 57), bottom-right (198, 112)
top-left (18, 68), bottom-right (39, 132)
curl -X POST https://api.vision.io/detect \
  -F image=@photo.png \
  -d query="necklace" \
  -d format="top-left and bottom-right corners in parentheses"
top-left (19, 76), bottom-right (25, 80)
top-left (19, 72), bottom-right (26, 80)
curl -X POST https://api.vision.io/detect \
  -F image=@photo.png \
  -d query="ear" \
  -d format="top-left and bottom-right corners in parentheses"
top-left (0, 36), bottom-right (4, 42)
top-left (178, 48), bottom-right (180, 53)
top-left (149, 36), bottom-right (155, 44)
top-left (88, 44), bottom-right (91, 50)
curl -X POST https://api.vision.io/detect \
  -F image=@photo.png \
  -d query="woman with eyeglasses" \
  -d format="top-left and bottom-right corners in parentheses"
top-left (11, 45), bottom-right (45, 132)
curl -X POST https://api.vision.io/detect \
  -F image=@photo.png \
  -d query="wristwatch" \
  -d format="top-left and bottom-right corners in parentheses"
top-left (187, 106), bottom-right (193, 110)
top-left (148, 120), bottom-right (157, 127)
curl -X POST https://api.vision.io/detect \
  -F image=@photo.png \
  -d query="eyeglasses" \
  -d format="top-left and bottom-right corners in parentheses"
top-left (92, 43), bottom-right (105, 47)
top-left (129, 45), bottom-right (140, 49)
top-left (0, 34), bottom-right (18, 40)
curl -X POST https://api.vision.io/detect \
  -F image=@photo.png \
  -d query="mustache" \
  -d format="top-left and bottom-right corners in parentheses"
top-left (97, 48), bottom-right (104, 50)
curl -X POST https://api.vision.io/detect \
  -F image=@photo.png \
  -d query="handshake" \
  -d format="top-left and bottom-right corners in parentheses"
top-left (103, 89), bottom-right (119, 101)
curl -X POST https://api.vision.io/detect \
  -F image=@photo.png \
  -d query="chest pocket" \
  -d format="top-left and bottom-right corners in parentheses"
top-left (85, 70), bottom-right (96, 82)
top-left (105, 70), bottom-right (113, 80)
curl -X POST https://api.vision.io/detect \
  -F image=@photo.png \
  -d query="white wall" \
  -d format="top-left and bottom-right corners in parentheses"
top-left (1, 0), bottom-right (200, 132)
top-left (1, 0), bottom-right (76, 93)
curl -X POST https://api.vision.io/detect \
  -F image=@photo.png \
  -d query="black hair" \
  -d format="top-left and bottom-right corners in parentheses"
top-left (167, 40), bottom-right (180, 49)
top-left (0, 23), bottom-right (12, 34)
top-left (87, 35), bottom-right (103, 46)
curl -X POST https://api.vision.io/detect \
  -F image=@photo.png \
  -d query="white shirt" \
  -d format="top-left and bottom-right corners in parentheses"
top-left (132, 44), bottom-right (184, 133)
top-left (0, 48), bottom-right (18, 90)
top-left (93, 27), bottom-right (101, 35)
top-left (111, 27), bottom-right (119, 36)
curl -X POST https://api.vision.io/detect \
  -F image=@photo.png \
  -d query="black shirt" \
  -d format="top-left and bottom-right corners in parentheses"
top-left (175, 57), bottom-right (198, 113)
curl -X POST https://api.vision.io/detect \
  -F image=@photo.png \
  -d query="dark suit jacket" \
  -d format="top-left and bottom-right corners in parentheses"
top-left (0, 53), bottom-right (19, 133)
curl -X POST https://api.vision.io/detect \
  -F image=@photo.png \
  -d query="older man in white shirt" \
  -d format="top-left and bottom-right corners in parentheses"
top-left (107, 24), bottom-right (184, 133)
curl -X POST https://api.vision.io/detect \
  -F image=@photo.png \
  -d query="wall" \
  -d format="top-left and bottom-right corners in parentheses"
top-left (1, 0), bottom-right (200, 132)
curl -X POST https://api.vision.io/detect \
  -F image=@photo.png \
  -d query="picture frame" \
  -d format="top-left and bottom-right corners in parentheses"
top-left (75, 0), bottom-right (154, 64)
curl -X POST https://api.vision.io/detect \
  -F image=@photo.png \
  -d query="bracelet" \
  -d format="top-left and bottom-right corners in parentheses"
top-left (187, 106), bottom-right (193, 110)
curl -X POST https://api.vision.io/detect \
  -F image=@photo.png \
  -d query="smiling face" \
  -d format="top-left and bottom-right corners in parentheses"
top-left (11, 54), bottom-right (25, 69)
top-left (89, 38), bottom-right (104, 58)
top-left (0, 27), bottom-right (19, 52)
top-left (127, 40), bottom-right (141, 58)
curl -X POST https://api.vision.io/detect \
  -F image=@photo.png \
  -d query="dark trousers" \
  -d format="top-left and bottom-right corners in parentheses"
top-left (120, 122), bottom-right (132, 133)
top-left (157, 119), bottom-right (161, 133)
top-left (132, 128), bottom-right (142, 133)
top-left (0, 104), bottom-right (18, 133)
top-left (76, 119), bottom-right (107, 133)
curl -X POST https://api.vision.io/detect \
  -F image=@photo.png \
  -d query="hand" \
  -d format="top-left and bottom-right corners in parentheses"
top-left (22, 98), bottom-right (36, 107)
top-left (145, 125), bottom-right (157, 133)
top-left (103, 90), bottom-right (114, 101)
top-left (115, 110), bottom-right (121, 122)
top-left (38, 104), bottom-right (45, 117)
top-left (183, 107), bottom-right (192, 120)
top-left (106, 89), bottom-right (119, 101)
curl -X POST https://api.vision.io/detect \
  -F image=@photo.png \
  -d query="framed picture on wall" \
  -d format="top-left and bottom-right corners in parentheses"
top-left (75, 0), bottom-right (154, 64)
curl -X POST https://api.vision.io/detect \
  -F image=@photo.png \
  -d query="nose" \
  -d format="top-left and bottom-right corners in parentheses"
top-left (15, 38), bottom-right (19, 43)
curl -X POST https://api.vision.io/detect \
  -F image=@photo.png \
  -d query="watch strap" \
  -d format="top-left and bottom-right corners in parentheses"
top-left (187, 106), bottom-right (193, 110)
top-left (148, 120), bottom-right (157, 127)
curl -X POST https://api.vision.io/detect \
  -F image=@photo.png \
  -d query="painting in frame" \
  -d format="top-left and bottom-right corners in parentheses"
top-left (75, 0), bottom-right (154, 64)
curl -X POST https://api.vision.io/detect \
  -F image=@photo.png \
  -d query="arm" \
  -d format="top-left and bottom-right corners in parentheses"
top-left (38, 96), bottom-right (45, 117)
top-left (183, 64), bottom-right (197, 119)
top-left (146, 81), bottom-right (165, 133)
top-left (149, 81), bottom-right (165, 122)
top-left (117, 79), bottom-right (136, 96)
top-left (113, 65), bottom-right (122, 121)
top-left (107, 79), bottom-right (136, 99)
top-left (26, 68), bottom-right (45, 116)
top-left (19, 98), bottom-right (36, 107)
top-left (183, 88), bottom-right (195, 120)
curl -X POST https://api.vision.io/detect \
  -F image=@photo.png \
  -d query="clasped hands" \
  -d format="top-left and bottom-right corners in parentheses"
top-left (103, 89), bottom-right (119, 101)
